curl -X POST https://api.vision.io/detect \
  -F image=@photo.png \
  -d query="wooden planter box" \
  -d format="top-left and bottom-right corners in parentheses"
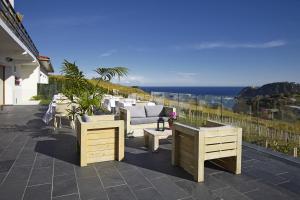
top-left (172, 121), bottom-right (242, 182)
top-left (76, 115), bottom-right (124, 166)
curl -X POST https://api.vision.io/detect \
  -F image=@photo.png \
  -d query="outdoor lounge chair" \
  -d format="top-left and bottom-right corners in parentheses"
top-left (120, 105), bottom-right (175, 137)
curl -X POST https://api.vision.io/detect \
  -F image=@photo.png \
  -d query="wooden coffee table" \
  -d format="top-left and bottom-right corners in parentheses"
top-left (144, 128), bottom-right (172, 152)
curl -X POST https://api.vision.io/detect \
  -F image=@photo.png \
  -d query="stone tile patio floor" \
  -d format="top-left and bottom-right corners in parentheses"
top-left (0, 106), bottom-right (300, 200)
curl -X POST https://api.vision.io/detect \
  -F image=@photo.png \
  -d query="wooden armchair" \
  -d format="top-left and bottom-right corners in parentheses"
top-left (76, 115), bottom-right (125, 166)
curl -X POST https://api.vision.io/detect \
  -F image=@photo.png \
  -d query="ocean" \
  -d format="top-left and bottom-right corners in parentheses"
top-left (140, 87), bottom-right (244, 109)
top-left (140, 87), bottom-right (244, 97)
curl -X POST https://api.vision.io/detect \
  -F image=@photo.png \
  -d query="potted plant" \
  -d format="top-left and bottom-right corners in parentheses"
top-left (60, 60), bottom-right (129, 129)
top-left (168, 111), bottom-right (177, 128)
top-left (60, 60), bottom-right (103, 128)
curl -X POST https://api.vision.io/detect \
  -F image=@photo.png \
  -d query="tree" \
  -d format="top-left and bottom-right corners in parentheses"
top-left (75, 85), bottom-right (103, 116)
top-left (61, 60), bottom-right (89, 101)
top-left (94, 67), bottom-right (128, 82)
top-left (61, 60), bottom-right (103, 116)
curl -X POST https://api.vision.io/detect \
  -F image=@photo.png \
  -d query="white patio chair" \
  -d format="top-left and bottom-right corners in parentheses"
top-left (54, 103), bottom-right (70, 128)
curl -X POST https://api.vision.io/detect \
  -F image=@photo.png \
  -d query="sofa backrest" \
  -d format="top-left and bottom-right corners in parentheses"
top-left (145, 105), bottom-right (164, 117)
top-left (124, 105), bottom-right (166, 118)
top-left (126, 106), bottom-right (146, 118)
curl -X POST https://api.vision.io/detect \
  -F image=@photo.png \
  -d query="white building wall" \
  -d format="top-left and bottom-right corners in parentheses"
top-left (4, 65), bottom-right (15, 104)
top-left (16, 64), bottom-right (39, 104)
top-left (1, 63), bottom-right (42, 105)
top-left (39, 67), bottom-right (49, 84)
top-left (0, 61), bottom-right (41, 105)
top-left (0, 58), bottom-right (15, 105)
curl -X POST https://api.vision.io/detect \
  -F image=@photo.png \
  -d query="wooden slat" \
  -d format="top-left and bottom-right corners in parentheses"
top-left (87, 128), bottom-right (115, 135)
top-left (87, 143), bottom-right (115, 151)
top-left (179, 149), bottom-right (194, 162)
top-left (204, 150), bottom-right (237, 160)
top-left (178, 133), bottom-right (195, 176)
top-left (179, 143), bottom-right (194, 154)
top-left (87, 131), bottom-right (115, 140)
top-left (87, 138), bottom-right (115, 145)
top-left (178, 133), bottom-right (194, 146)
top-left (87, 149), bottom-right (115, 158)
top-left (204, 130), bottom-right (237, 137)
top-left (205, 135), bottom-right (237, 145)
top-left (87, 155), bottom-right (115, 163)
top-left (205, 142), bottom-right (237, 153)
top-left (88, 115), bottom-right (114, 122)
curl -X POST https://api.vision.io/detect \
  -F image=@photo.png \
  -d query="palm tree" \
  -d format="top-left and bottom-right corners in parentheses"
top-left (61, 60), bottom-right (89, 100)
top-left (61, 60), bottom-right (104, 116)
top-left (94, 67), bottom-right (128, 82)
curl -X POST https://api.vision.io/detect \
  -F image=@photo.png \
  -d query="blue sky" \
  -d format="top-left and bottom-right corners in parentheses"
top-left (17, 0), bottom-right (300, 86)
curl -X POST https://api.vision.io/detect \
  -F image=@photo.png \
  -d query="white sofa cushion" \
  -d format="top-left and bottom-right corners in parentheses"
top-left (126, 106), bottom-right (146, 118)
top-left (145, 105), bottom-right (164, 117)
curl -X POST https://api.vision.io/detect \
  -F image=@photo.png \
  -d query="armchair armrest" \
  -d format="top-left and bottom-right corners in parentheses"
top-left (88, 115), bottom-right (115, 122)
top-left (119, 107), bottom-right (131, 134)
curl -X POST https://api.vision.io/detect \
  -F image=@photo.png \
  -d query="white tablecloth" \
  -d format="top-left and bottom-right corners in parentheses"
top-left (120, 98), bottom-right (136, 105)
top-left (102, 97), bottom-right (136, 112)
top-left (43, 101), bottom-right (56, 124)
top-left (147, 102), bottom-right (156, 106)
top-left (103, 98), bottom-right (116, 111)
top-left (117, 101), bottom-right (133, 108)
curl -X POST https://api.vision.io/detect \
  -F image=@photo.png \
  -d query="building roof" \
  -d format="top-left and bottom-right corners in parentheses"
top-left (38, 55), bottom-right (54, 73)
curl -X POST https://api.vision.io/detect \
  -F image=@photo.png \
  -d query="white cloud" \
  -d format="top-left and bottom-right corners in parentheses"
top-left (176, 40), bottom-right (287, 50)
top-left (118, 75), bottom-right (146, 85)
top-left (100, 49), bottom-right (117, 57)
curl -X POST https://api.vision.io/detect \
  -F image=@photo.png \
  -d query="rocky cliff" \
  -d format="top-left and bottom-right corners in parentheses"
top-left (237, 82), bottom-right (300, 98)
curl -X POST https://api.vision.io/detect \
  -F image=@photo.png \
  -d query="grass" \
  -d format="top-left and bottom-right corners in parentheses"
top-left (88, 78), bottom-right (148, 97)
top-left (161, 97), bottom-right (300, 133)
top-left (47, 75), bottom-right (148, 97)
top-left (31, 95), bottom-right (51, 105)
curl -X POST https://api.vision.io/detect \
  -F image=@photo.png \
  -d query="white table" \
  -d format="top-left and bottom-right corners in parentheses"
top-left (103, 98), bottom-right (116, 111)
top-left (121, 98), bottom-right (136, 105)
top-left (102, 96), bottom-right (129, 112)
top-left (144, 128), bottom-right (172, 152)
top-left (103, 97), bottom-right (137, 112)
